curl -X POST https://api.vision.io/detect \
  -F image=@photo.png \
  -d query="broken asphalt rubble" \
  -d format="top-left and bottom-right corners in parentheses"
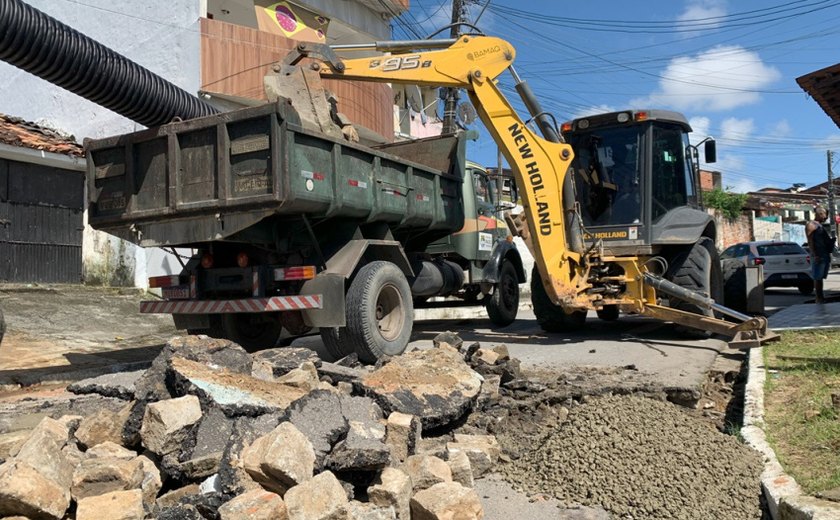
top-left (0, 333), bottom-right (513, 520)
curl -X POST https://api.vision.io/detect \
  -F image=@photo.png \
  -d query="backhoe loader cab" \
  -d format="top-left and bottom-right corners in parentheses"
top-left (562, 109), bottom-right (717, 253)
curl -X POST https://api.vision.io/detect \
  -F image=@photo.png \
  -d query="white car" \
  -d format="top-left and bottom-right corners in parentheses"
top-left (721, 241), bottom-right (814, 295)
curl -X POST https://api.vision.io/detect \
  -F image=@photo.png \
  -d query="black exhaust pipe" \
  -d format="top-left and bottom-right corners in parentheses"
top-left (0, 0), bottom-right (218, 127)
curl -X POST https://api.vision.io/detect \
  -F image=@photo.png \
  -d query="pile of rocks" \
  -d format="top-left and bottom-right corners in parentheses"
top-left (0, 335), bottom-right (502, 520)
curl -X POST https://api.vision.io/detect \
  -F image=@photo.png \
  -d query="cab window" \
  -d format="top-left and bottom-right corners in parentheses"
top-left (472, 171), bottom-right (495, 204)
top-left (652, 125), bottom-right (694, 220)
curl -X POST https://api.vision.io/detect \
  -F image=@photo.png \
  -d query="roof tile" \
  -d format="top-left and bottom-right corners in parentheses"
top-left (0, 114), bottom-right (84, 157)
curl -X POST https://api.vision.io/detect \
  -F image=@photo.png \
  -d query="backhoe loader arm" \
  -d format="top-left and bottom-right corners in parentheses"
top-left (287, 36), bottom-right (591, 307)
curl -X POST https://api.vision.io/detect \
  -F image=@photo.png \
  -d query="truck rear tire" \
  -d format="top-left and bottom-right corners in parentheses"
top-left (486, 261), bottom-right (519, 327)
top-left (530, 267), bottom-right (587, 332)
top-left (221, 313), bottom-right (283, 352)
top-left (722, 259), bottom-right (748, 314)
top-left (342, 261), bottom-right (414, 364)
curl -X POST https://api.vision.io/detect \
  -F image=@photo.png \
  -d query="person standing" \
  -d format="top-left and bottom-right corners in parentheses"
top-left (806, 206), bottom-right (833, 303)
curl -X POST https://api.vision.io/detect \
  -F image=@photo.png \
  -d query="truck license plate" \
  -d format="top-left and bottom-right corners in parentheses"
top-left (781, 274), bottom-right (797, 279)
top-left (162, 285), bottom-right (190, 300)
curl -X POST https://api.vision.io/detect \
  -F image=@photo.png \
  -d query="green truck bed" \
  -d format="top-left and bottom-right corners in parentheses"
top-left (86, 101), bottom-right (465, 248)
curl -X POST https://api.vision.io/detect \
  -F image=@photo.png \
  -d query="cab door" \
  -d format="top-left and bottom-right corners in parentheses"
top-left (472, 169), bottom-right (498, 261)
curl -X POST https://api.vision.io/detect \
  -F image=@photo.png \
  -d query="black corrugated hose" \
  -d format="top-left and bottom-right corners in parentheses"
top-left (0, 0), bottom-right (219, 127)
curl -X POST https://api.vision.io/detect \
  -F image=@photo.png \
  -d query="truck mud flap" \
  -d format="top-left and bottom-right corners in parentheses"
top-left (300, 272), bottom-right (346, 328)
top-left (140, 295), bottom-right (322, 314)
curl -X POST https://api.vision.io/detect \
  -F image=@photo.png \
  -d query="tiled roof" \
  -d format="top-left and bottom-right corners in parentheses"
top-left (0, 114), bottom-right (84, 157)
top-left (796, 63), bottom-right (840, 130)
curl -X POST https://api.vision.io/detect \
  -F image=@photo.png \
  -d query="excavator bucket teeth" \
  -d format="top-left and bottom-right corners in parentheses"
top-left (727, 328), bottom-right (781, 350)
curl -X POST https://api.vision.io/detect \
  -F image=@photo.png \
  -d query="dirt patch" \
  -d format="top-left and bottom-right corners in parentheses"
top-left (457, 358), bottom-right (761, 519)
top-left (494, 394), bottom-right (763, 519)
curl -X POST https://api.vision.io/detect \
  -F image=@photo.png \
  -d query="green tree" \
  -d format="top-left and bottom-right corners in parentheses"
top-left (703, 187), bottom-right (748, 220)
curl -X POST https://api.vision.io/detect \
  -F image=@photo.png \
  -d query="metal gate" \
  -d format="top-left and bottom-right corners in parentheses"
top-left (0, 158), bottom-right (84, 283)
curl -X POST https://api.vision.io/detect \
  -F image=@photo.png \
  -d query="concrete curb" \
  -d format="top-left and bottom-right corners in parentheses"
top-left (743, 347), bottom-right (840, 519)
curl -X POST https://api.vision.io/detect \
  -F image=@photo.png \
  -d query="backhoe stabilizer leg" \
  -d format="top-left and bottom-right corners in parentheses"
top-left (642, 273), bottom-right (780, 348)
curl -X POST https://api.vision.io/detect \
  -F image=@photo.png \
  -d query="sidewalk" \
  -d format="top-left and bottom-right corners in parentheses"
top-left (767, 300), bottom-right (840, 330)
top-left (744, 301), bottom-right (840, 519)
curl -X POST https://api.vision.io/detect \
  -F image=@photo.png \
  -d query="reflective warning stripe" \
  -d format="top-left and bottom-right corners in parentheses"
top-left (140, 295), bottom-right (323, 314)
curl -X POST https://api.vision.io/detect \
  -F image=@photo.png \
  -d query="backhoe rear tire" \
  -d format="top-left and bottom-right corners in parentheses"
top-left (596, 305), bottom-right (620, 321)
top-left (486, 261), bottom-right (520, 327)
top-left (336, 261), bottom-right (413, 364)
top-left (722, 259), bottom-right (748, 314)
top-left (530, 267), bottom-right (587, 332)
top-left (665, 237), bottom-right (723, 336)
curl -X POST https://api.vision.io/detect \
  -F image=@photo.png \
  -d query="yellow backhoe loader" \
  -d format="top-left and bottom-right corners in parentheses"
top-left (272, 33), bottom-right (776, 348)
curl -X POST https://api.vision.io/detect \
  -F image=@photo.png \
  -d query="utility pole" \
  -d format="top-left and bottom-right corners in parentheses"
top-left (829, 150), bottom-right (837, 237)
top-left (441, 0), bottom-right (467, 134)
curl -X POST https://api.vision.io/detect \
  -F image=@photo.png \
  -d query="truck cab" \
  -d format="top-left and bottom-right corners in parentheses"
top-left (418, 160), bottom-right (526, 325)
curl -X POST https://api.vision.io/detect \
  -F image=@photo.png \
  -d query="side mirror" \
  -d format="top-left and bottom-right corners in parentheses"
top-left (704, 139), bottom-right (717, 164)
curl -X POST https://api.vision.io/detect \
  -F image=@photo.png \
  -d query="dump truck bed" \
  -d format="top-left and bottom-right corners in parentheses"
top-left (86, 101), bottom-right (465, 248)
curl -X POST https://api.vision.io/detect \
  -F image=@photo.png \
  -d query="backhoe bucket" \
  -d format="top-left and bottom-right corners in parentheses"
top-left (642, 272), bottom-right (780, 348)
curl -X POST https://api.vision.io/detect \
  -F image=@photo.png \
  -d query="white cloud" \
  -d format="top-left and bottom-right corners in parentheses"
top-left (722, 174), bottom-right (760, 194)
top-left (688, 116), bottom-right (711, 143)
top-left (678, 0), bottom-right (727, 27)
top-left (715, 154), bottom-right (759, 193)
top-left (630, 46), bottom-right (781, 111)
top-left (811, 133), bottom-right (840, 150)
top-left (720, 117), bottom-right (754, 141)
top-left (768, 119), bottom-right (792, 138)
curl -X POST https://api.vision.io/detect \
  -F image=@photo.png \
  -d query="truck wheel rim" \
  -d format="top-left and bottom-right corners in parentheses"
top-left (375, 284), bottom-right (404, 341)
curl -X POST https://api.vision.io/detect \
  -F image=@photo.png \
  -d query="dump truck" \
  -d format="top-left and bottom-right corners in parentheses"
top-left (85, 113), bottom-right (525, 360)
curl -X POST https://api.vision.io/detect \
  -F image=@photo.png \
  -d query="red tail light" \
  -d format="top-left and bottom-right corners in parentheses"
top-left (148, 275), bottom-right (179, 288)
top-left (806, 255), bottom-right (811, 265)
top-left (200, 253), bottom-right (214, 269)
top-left (753, 257), bottom-right (765, 266)
top-left (274, 266), bottom-right (317, 281)
top-left (237, 252), bottom-right (249, 268)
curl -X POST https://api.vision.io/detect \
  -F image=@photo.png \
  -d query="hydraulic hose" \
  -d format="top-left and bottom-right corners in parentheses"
top-left (0, 0), bottom-right (218, 127)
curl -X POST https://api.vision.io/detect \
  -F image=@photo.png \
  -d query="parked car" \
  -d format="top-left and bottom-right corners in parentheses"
top-left (801, 242), bottom-right (840, 268)
top-left (721, 241), bottom-right (814, 295)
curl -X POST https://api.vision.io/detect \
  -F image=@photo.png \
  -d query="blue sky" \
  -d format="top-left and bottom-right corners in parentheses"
top-left (392, 0), bottom-right (840, 193)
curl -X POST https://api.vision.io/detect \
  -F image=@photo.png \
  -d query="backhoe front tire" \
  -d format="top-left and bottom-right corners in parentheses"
top-left (338, 261), bottom-right (413, 364)
top-left (221, 313), bottom-right (283, 352)
top-left (530, 267), bottom-right (587, 332)
top-left (486, 261), bottom-right (520, 327)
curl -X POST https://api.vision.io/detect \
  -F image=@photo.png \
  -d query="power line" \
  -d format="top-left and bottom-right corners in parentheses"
top-left (487, 1), bottom-right (840, 34)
